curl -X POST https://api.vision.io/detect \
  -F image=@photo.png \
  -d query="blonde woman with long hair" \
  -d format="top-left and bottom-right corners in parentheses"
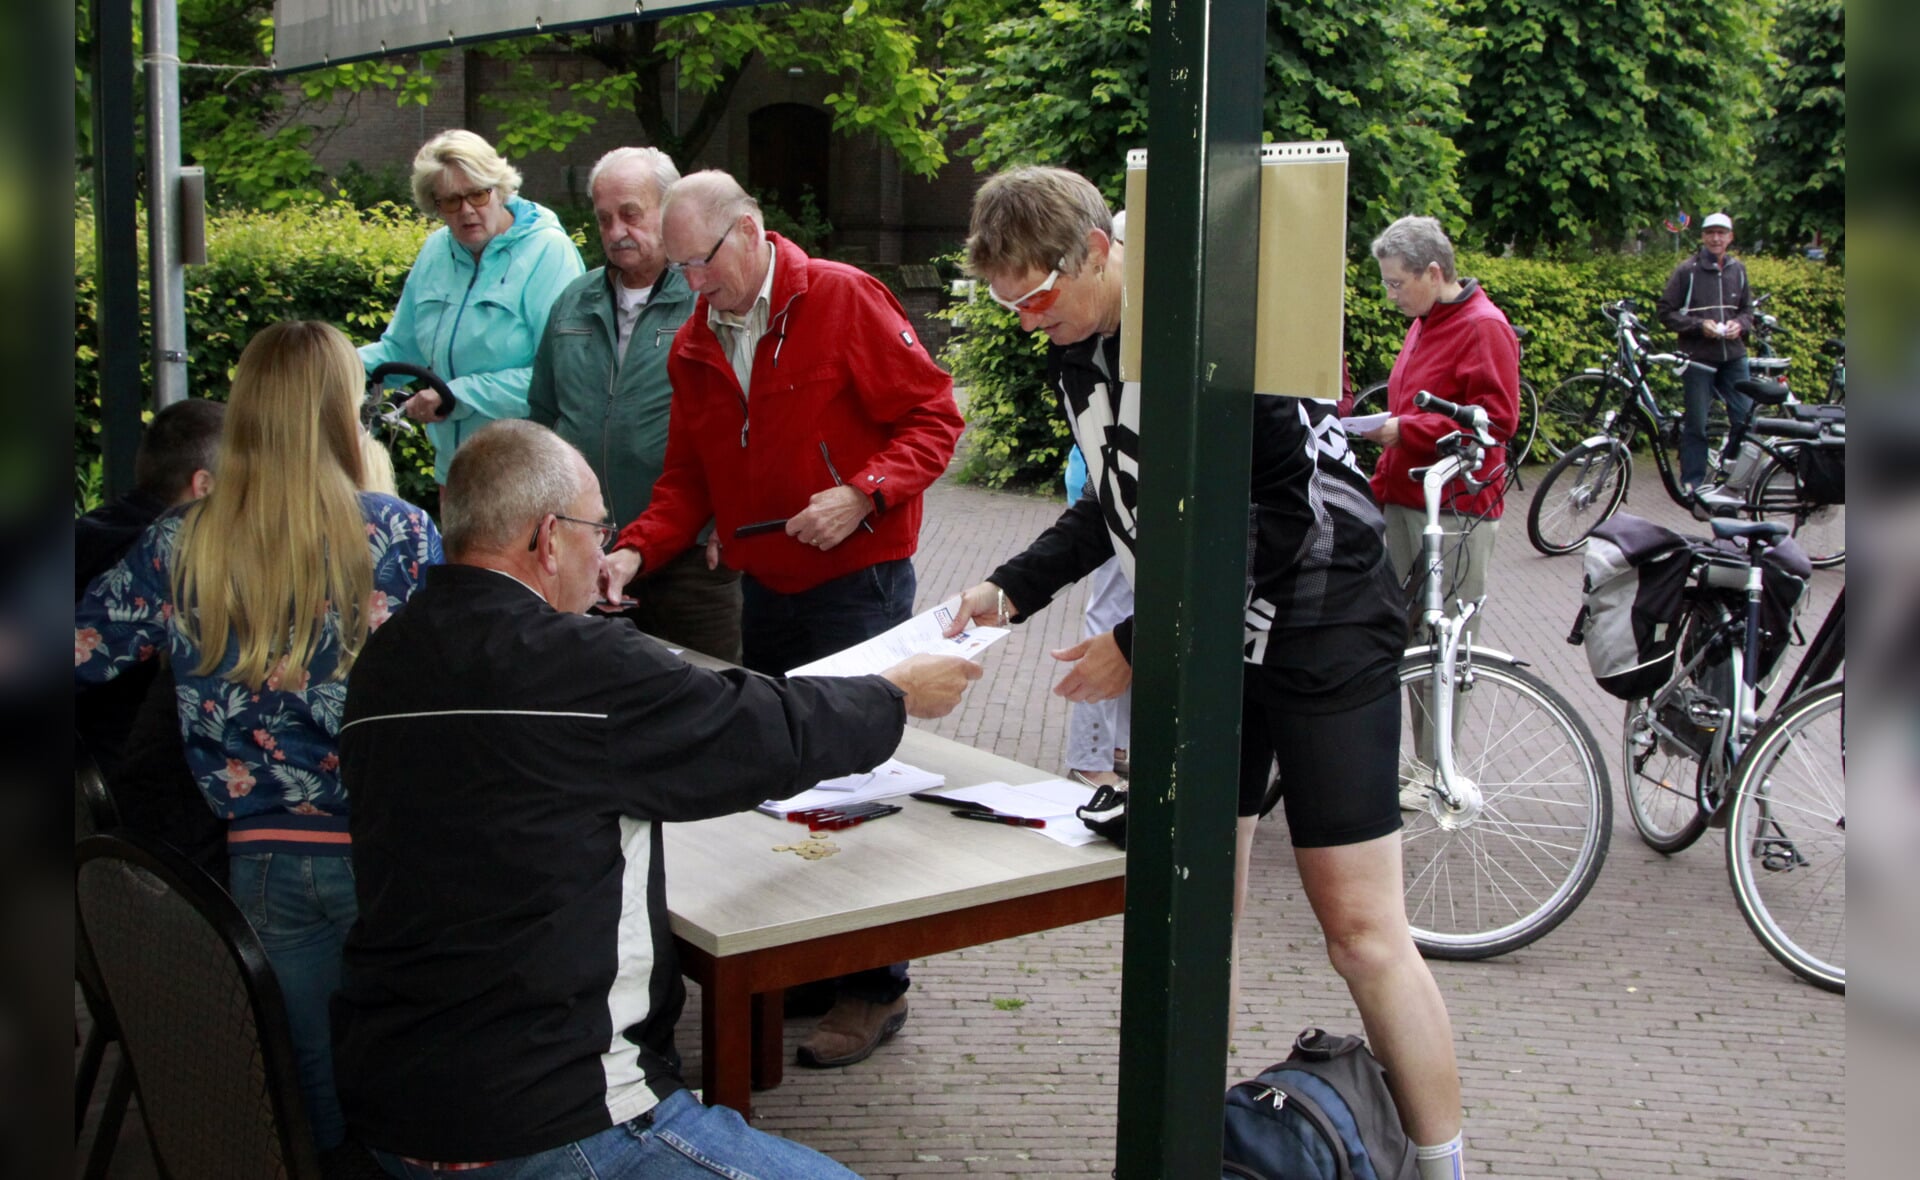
top-left (77, 320), bottom-right (442, 1151)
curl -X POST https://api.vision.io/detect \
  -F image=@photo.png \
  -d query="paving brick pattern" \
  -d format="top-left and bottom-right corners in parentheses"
top-left (720, 455), bottom-right (1844, 1178)
top-left (78, 457), bottom-right (1844, 1178)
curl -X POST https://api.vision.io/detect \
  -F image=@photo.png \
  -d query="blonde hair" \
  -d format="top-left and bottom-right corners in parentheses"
top-left (410, 130), bottom-right (522, 216)
top-left (358, 428), bottom-right (398, 496)
top-left (172, 322), bottom-right (374, 687)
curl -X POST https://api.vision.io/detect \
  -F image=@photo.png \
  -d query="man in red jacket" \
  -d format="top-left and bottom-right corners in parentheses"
top-left (603, 169), bottom-right (963, 1071)
top-left (1362, 215), bottom-right (1520, 643)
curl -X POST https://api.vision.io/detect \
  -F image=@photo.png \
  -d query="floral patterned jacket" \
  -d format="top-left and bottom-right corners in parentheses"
top-left (75, 493), bottom-right (441, 854)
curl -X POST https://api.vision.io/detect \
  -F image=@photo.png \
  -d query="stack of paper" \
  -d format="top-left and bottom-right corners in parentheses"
top-left (918, 779), bottom-right (1104, 847)
top-left (785, 600), bottom-right (1008, 677)
top-left (759, 758), bottom-right (945, 817)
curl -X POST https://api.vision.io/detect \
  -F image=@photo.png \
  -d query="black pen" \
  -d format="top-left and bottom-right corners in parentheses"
top-left (819, 441), bottom-right (876, 534)
top-left (950, 810), bottom-right (1046, 829)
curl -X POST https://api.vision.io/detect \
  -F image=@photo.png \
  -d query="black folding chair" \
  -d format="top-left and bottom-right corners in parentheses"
top-left (75, 830), bottom-right (326, 1179)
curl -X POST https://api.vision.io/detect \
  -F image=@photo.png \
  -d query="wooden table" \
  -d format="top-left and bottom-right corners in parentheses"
top-left (664, 725), bottom-right (1126, 1115)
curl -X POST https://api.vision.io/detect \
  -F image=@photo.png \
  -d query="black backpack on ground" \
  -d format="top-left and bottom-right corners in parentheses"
top-left (1222, 1028), bottom-right (1417, 1180)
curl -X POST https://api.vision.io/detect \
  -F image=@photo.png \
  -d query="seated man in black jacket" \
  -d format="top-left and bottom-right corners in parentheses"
top-left (334, 419), bottom-right (979, 1179)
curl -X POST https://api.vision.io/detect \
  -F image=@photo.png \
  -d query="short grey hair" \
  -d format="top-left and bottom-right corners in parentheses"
top-left (441, 420), bottom-right (588, 556)
top-left (410, 130), bottom-right (522, 216)
top-left (588, 147), bottom-right (680, 204)
top-left (661, 170), bottom-right (764, 236)
top-left (1370, 215), bottom-right (1458, 282)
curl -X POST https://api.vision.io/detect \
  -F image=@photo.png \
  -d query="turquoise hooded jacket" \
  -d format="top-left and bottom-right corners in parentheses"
top-left (360, 197), bottom-right (585, 482)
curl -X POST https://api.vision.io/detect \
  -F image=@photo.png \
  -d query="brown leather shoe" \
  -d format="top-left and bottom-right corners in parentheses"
top-left (795, 995), bottom-right (909, 1068)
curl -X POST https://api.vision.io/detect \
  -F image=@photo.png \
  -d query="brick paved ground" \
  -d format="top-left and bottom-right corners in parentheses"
top-left (79, 455), bottom-right (1844, 1178)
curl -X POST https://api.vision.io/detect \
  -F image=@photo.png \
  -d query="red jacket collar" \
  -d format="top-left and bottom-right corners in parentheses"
top-left (681, 231), bottom-right (811, 370)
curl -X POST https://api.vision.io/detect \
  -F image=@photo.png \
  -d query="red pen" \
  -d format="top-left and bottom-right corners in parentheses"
top-left (951, 810), bottom-right (1046, 829)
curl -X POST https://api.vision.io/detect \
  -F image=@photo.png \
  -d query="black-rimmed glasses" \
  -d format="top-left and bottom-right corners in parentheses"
top-left (528, 514), bottom-right (618, 553)
top-left (667, 225), bottom-right (733, 275)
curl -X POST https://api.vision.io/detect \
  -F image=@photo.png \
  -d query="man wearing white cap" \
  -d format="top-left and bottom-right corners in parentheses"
top-left (1657, 211), bottom-right (1755, 492)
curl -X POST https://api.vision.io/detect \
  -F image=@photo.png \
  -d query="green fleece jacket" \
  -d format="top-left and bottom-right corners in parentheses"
top-left (528, 266), bottom-right (696, 526)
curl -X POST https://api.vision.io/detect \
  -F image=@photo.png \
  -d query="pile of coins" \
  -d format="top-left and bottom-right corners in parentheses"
top-left (771, 832), bottom-right (841, 861)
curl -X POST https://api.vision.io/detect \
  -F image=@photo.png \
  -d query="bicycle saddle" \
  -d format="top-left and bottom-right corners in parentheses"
top-left (1709, 519), bottom-right (1788, 543)
top-left (1733, 377), bottom-right (1791, 405)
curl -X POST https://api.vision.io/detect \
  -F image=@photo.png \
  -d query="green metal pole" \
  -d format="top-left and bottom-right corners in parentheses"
top-left (1114, 0), bottom-right (1265, 1174)
top-left (92, 0), bottom-right (143, 498)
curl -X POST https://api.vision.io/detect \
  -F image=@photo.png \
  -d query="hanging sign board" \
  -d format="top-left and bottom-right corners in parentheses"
top-left (1120, 142), bottom-right (1349, 398)
top-left (272, 0), bottom-right (717, 73)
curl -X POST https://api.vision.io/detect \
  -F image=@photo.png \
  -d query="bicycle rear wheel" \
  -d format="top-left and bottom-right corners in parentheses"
top-left (1504, 379), bottom-right (1541, 490)
top-left (1526, 439), bottom-right (1629, 555)
top-left (1621, 696), bottom-right (1710, 853)
top-left (1725, 681), bottom-right (1845, 993)
top-left (1346, 380), bottom-right (1389, 476)
top-left (1397, 652), bottom-right (1611, 959)
top-left (1538, 373), bottom-right (1616, 459)
top-left (1747, 454), bottom-right (1845, 568)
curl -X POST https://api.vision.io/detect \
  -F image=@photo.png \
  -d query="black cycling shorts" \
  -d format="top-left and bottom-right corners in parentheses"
top-left (1236, 679), bottom-right (1402, 848)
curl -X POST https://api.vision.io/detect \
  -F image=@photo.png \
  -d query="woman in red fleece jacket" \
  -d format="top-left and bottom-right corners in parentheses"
top-left (1361, 215), bottom-right (1520, 643)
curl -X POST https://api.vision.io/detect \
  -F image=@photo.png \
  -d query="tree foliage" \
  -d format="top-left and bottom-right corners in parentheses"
top-left (941, 0), bottom-right (1468, 254)
top-left (453, 2), bottom-right (951, 177)
top-left (1746, 0), bottom-right (1844, 257)
top-left (1455, 0), bottom-right (1765, 255)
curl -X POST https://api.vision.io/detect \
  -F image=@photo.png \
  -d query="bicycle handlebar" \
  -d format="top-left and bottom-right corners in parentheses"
top-left (1414, 390), bottom-right (1491, 436)
top-left (367, 362), bottom-right (458, 420)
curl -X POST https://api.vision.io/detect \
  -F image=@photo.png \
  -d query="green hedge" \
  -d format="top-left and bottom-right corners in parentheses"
top-left (74, 201), bottom-right (596, 512)
top-left (943, 251), bottom-right (1844, 490)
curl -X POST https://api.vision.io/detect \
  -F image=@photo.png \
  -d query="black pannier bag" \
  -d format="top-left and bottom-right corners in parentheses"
top-left (1795, 440), bottom-right (1846, 505)
top-left (1695, 534), bottom-right (1812, 681)
top-left (1570, 515), bottom-right (1695, 699)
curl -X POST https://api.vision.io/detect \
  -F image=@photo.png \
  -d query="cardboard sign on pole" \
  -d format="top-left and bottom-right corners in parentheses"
top-left (1121, 142), bottom-right (1349, 399)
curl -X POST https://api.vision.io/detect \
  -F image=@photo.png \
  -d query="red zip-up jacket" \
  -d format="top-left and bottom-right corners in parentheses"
top-left (615, 233), bottom-right (963, 595)
top-left (1368, 281), bottom-right (1520, 520)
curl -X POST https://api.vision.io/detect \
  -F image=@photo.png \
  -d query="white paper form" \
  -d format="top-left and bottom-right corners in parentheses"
top-left (784, 598), bottom-right (1009, 677)
top-left (1340, 411), bottom-right (1390, 436)
top-left (759, 758), bottom-right (946, 816)
top-left (932, 779), bottom-right (1104, 847)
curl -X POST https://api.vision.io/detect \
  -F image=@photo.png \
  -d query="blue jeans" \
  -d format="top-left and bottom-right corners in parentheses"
top-left (230, 852), bottom-right (358, 1150)
top-left (1680, 355), bottom-right (1753, 488)
top-left (370, 1090), bottom-right (859, 1179)
top-left (742, 558), bottom-right (914, 1004)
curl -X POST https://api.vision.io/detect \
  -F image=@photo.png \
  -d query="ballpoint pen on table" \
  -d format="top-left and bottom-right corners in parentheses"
top-left (819, 441), bottom-right (876, 534)
top-left (950, 810), bottom-right (1046, 829)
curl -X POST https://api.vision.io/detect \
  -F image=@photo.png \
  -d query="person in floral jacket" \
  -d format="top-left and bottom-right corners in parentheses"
top-left (75, 321), bottom-right (441, 1153)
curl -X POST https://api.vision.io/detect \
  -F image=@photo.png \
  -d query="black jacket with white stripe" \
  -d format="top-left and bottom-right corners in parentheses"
top-left (988, 330), bottom-right (1405, 712)
top-left (333, 563), bottom-right (905, 1160)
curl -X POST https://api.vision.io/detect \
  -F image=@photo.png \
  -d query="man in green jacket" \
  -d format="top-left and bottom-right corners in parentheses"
top-left (529, 147), bottom-right (743, 660)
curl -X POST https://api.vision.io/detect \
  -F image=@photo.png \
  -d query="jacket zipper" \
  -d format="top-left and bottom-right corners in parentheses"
top-left (443, 259), bottom-right (482, 381)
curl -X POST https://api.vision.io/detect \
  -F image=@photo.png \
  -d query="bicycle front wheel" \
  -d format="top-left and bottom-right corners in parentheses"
top-left (1538, 373), bottom-right (1616, 459)
top-left (1527, 439), bottom-right (1630, 556)
top-left (1748, 454), bottom-right (1846, 568)
top-left (1621, 697), bottom-right (1710, 853)
top-left (1725, 681), bottom-right (1846, 993)
top-left (1397, 652), bottom-right (1612, 959)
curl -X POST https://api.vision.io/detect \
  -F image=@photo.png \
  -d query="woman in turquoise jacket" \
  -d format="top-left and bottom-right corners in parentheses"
top-left (360, 130), bottom-right (584, 483)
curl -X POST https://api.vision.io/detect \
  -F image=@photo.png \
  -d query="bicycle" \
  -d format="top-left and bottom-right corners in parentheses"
top-left (1522, 301), bottom-right (1821, 557)
top-left (1381, 391), bottom-right (1611, 959)
top-left (1346, 325), bottom-right (1540, 487)
top-left (1614, 518), bottom-right (1842, 991)
top-left (1720, 389), bottom-right (1846, 569)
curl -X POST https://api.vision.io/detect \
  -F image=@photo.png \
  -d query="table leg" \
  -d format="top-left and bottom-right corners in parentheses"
top-left (750, 989), bottom-right (786, 1091)
top-left (701, 957), bottom-right (754, 1116)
